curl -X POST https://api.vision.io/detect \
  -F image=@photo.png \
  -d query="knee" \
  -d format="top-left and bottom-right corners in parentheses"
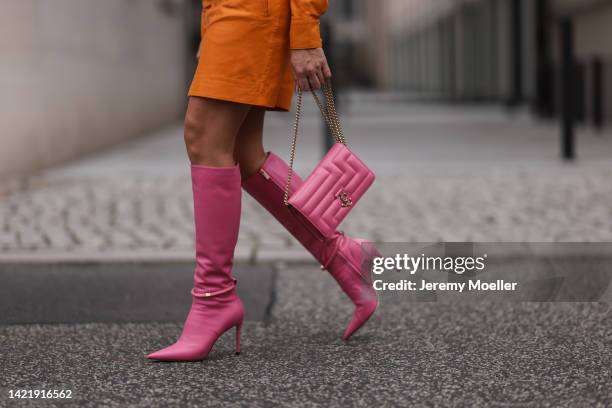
top-left (184, 111), bottom-right (233, 165)
top-left (183, 111), bottom-right (208, 160)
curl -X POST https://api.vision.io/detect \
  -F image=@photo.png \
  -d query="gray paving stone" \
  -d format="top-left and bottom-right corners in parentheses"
top-left (43, 227), bottom-right (75, 249)
top-left (1, 98), bottom-right (612, 261)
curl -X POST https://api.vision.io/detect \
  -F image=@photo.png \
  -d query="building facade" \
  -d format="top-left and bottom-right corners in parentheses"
top-left (330, 0), bottom-right (611, 128)
top-left (1, 0), bottom-right (192, 178)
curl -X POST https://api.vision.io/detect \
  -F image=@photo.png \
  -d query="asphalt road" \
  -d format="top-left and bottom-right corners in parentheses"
top-left (0, 263), bottom-right (275, 324)
top-left (1, 264), bottom-right (611, 407)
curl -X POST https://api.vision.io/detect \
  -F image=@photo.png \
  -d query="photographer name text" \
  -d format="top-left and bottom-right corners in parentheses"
top-left (373, 279), bottom-right (517, 292)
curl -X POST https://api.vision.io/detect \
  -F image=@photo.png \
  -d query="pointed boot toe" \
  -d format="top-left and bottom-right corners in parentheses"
top-left (147, 345), bottom-right (203, 362)
top-left (146, 348), bottom-right (173, 361)
top-left (326, 237), bottom-right (380, 340)
top-left (147, 343), bottom-right (182, 361)
top-left (343, 299), bottom-right (378, 340)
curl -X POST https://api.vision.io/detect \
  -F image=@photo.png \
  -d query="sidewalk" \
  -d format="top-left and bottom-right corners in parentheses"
top-left (2, 93), bottom-right (612, 262)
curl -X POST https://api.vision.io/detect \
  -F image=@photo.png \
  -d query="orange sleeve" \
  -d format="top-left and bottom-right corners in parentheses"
top-left (290, 0), bottom-right (329, 49)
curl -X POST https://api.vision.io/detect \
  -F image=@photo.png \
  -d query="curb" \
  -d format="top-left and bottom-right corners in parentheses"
top-left (0, 261), bottom-right (277, 325)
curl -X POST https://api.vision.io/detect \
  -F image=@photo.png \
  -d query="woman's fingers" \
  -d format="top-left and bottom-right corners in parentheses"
top-left (322, 58), bottom-right (332, 79)
top-left (308, 68), bottom-right (322, 90)
top-left (290, 49), bottom-right (333, 92)
top-left (296, 64), bottom-right (321, 91)
top-left (298, 77), bottom-right (311, 92)
top-left (314, 65), bottom-right (326, 87)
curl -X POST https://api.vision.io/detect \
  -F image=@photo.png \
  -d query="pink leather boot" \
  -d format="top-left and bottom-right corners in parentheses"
top-left (147, 165), bottom-right (244, 361)
top-left (243, 153), bottom-right (378, 340)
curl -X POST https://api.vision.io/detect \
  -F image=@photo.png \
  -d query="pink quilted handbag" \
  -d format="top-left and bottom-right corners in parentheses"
top-left (283, 81), bottom-right (375, 238)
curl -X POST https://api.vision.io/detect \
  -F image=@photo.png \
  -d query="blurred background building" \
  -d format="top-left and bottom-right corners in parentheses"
top-left (0, 0), bottom-right (193, 178)
top-left (327, 0), bottom-right (610, 127)
top-left (1, 0), bottom-right (611, 179)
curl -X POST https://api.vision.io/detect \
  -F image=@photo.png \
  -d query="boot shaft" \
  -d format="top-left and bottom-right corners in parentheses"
top-left (191, 164), bottom-right (242, 293)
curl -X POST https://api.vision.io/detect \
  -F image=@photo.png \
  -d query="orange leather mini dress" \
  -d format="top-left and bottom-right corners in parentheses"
top-left (189, 0), bottom-right (328, 111)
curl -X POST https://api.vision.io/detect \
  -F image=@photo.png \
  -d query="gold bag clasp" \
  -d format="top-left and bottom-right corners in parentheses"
top-left (335, 190), bottom-right (353, 208)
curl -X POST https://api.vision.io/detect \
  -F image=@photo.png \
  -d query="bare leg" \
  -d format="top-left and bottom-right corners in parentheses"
top-left (234, 106), bottom-right (267, 179)
top-left (184, 96), bottom-right (251, 166)
top-left (147, 96), bottom-right (252, 362)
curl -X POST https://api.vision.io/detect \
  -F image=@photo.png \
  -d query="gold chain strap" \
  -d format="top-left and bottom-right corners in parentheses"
top-left (311, 85), bottom-right (346, 144)
top-left (283, 80), bottom-right (346, 206)
top-left (283, 88), bottom-right (303, 206)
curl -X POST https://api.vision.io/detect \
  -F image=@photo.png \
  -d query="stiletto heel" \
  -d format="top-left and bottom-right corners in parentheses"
top-left (235, 324), bottom-right (242, 355)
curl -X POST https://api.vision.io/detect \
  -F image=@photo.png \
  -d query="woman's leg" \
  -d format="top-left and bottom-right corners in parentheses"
top-left (148, 97), bottom-right (251, 361)
top-left (233, 106), bottom-right (267, 179)
top-left (238, 111), bottom-right (379, 340)
top-left (184, 96), bottom-right (251, 166)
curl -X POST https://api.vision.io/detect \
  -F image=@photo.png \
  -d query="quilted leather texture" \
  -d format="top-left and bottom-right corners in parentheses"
top-left (288, 143), bottom-right (375, 237)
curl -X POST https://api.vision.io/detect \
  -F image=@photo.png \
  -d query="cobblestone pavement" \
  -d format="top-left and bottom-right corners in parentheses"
top-left (2, 94), bottom-right (612, 261)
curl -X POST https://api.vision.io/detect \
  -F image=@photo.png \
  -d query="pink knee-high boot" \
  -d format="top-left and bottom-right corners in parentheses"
top-left (147, 165), bottom-right (244, 361)
top-left (243, 152), bottom-right (378, 340)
